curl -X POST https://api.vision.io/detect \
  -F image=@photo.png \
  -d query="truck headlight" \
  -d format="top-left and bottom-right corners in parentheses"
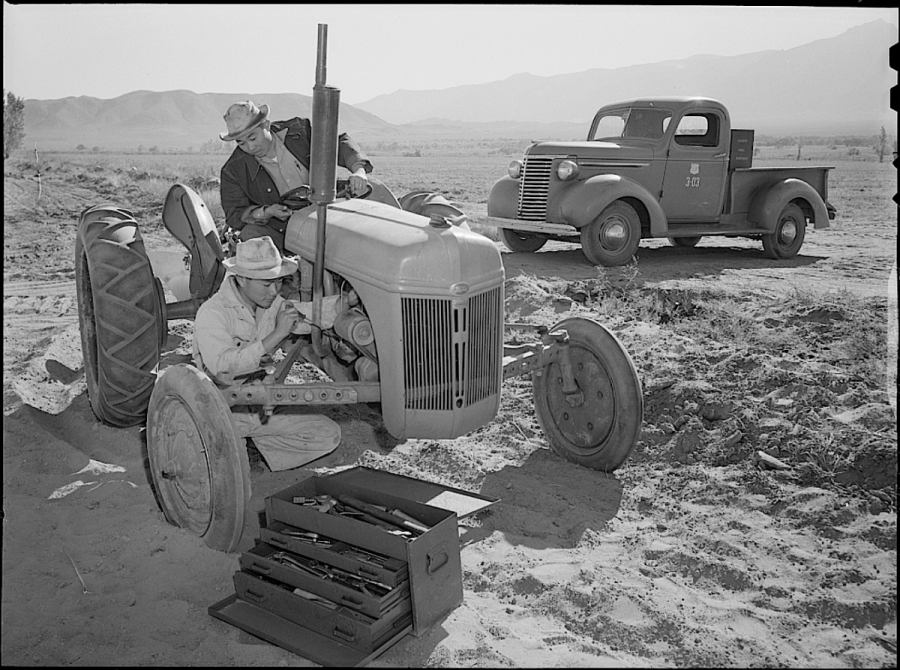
top-left (507, 160), bottom-right (523, 179)
top-left (557, 160), bottom-right (579, 181)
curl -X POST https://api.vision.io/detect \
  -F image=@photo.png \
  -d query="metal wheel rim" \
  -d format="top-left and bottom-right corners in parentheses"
top-left (153, 396), bottom-right (213, 535)
top-left (779, 219), bottom-right (798, 245)
top-left (545, 346), bottom-right (616, 452)
top-left (600, 218), bottom-right (629, 252)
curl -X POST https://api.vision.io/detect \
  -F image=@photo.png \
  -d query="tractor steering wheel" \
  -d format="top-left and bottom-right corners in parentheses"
top-left (280, 180), bottom-right (373, 210)
top-left (336, 178), bottom-right (373, 201)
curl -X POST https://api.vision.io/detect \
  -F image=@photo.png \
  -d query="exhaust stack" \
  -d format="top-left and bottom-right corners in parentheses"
top-left (310, 23), bottom-right (340, 355)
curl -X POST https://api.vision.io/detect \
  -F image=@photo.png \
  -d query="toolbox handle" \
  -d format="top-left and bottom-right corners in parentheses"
top-left (426, 545), bottom-right (449, 574)
top-left (267, 536), bottom-right (288, 549)
top-left (332, 627), bottom-right (358, 643)
top-left (243, 589), bottom-right (266, 604)
top-left (340, 594), bottom-right (364, 608)
top-left (250, 562), bottom-right (272, 575)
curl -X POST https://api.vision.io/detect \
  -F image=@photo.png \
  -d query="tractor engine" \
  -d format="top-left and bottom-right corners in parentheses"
top-left (284, 198), bottom-right (505, 442)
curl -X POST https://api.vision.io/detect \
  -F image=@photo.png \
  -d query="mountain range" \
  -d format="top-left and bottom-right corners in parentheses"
top-left (20, 20), bottom-right (897, 151)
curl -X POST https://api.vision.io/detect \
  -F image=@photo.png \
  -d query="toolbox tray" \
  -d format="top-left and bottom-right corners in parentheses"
top-left (232, 571), bottom-right (412, 654)
top-left (240, 541), bottom-right (411, 619)
top-left (260, 521), bottom-right (409, 588)
top-left (209, 594), bottom-right (412, 668)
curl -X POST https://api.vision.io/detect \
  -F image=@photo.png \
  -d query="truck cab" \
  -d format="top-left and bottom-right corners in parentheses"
top-left (486, 97), bottom-right (835, 266)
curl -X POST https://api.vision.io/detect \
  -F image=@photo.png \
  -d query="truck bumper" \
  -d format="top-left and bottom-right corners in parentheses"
top-left (482, 216), bottom-right (578, 235)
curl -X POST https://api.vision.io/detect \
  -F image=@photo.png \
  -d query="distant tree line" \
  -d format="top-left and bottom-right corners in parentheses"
top-left (4, 90), bottom-right (26, 159)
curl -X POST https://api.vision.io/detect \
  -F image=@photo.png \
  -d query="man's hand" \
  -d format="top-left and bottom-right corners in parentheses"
top-left (262, 204), bottom-right (292, 221)
top-left (348, 168), bottom-right (370, 197)
top-left (273, 300), bottom-right (301, 339)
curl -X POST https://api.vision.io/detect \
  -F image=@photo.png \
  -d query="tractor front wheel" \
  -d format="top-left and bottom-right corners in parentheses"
top-left (532, 318), bottom-right (642, 471)
top-left (147, 364), bottom-right (250, 553)
top-left (75, 205), bottom-right (163, 426)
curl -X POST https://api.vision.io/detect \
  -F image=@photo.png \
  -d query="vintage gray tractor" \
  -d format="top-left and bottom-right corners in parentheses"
top-left (74, 25), bottom-right (643, 552)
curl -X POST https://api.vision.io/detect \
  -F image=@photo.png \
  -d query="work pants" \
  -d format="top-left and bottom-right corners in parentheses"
top-left (230, 409), bottom-right (340, 471)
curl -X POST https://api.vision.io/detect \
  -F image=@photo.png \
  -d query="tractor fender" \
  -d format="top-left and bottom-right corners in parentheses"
top-left (748, 178), bottom-right (830, 232)
top-left (487, 176), bottom-right (520, 219)
top-left (162, 183), bottom-right (225, 301)
top-left (558, 174), bottom-right (667, 235)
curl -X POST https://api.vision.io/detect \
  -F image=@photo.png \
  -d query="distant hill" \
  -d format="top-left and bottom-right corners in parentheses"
top-left (20, 20), bottom-right (897, 151)
top-left (357, 20), bottom-right (897, 136)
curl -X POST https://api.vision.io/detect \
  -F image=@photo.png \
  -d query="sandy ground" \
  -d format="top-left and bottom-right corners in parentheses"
top-left (2, 167), bottom-right (897, 667)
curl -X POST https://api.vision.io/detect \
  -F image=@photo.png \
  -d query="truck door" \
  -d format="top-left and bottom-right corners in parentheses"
top-left (660, 110), bottom-right (728, 221)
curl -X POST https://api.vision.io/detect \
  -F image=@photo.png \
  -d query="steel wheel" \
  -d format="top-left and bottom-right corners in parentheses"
top-left (75, 205), bottom-right (162, 426)
top-left (533, 318), bottom-right (642, 471)
top-left (580, 201), bottom-right (641, 266)
top-left (668, 236), bottom-right (702, 248)
top-left (762, 202), bottom-right (806, 259)
top-left (500, 228), bottom-right (547, 253)
top-left (147, 364), bottom-right (250, 552)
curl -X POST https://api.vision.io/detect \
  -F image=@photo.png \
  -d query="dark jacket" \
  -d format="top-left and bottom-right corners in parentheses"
top-left (220, 117), bottom-right (373, 231)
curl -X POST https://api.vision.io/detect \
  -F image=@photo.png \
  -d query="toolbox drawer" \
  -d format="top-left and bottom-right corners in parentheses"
top-left (260, 521), bottom-right (409, 588)
top-left (265, 474), bottom-right (464, 635)
top-left (233, 571), bottom-right (413, 654)
top-left (240, 541), bottom-right (411, 620)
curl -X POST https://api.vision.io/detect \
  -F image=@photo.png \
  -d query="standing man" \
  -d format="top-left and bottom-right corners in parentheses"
top-left (192, 235), bottom-right (341, 471)
top-left (219, 100), bottom-right (372, 251)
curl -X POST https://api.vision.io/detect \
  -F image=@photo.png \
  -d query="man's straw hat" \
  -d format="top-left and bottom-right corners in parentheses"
top-left (220, 100), bottom-right (269, 141)
top-left (222, 237), bottom-right (297, 279)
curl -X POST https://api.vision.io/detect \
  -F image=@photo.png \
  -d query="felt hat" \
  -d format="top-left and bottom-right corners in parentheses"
top-left (222, 236), bottom-right (298, 279)
top-left (220, 100), bottom-right (269, 141)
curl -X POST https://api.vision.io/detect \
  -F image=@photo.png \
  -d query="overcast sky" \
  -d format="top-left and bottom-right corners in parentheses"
top-left (3, 3), bottom-right (897, 104)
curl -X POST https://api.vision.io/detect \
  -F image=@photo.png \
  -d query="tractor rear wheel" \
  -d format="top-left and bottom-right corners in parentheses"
top-left (147, 364), bottom-right (250, 553)
top-left (75, 205), bottom-right (162, 426)
top-left (532, 318), bottom-right (642, 471)
top-left (500, 228), bottom-right (547, 253)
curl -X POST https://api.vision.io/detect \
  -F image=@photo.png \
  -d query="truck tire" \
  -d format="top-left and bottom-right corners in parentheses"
top-left (668, 236), bottom-right (702, 248)
top-left (532, 318), bottom-right (642, 471)
top-left (500, 228), bottom-right (547, 253)
top-left (762, 202), bottom-right (806, 259)
top-left (147, 364), bottom-right (250, 553)
top-left (580, 201), bottom-right (641, 266)
top-left (75, 206), bottom-right (162, 427)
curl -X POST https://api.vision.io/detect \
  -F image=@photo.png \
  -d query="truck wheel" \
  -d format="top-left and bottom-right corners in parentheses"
top-left (580, 202), bottom-right (641, 266)
top-left (762, 203), bottom-right (806, 259)
top-left (147, 364), bottom-right (250, 553)
top-left (75, 206), bottom-right (162, 427)
top-left (500, 228), bottom-right (547, 253)
top-left (532, 318), bottom-right (642, 471)
top-left (668, 236), bottom-right (702, 248)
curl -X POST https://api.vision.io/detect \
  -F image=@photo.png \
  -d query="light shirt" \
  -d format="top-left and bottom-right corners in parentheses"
top-left (256, 128), bottom-right (310, 196)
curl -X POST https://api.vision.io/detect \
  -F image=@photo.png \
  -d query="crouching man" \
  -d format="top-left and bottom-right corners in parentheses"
top-left (192, 236), bottom-right (340, 471)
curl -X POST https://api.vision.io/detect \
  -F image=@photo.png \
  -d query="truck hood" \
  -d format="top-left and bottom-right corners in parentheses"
top-left (527, 141), bottom-right (657, 161)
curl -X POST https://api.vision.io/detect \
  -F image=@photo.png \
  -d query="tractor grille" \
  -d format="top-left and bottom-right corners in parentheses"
top-left (517, 155), bottom-right (561, 221)
top-left (401, 287), bottom-right (502, 411)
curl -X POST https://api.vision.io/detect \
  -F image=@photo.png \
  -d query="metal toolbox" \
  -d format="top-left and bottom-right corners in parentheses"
top-left (209, 467), bottom-right (498, 666)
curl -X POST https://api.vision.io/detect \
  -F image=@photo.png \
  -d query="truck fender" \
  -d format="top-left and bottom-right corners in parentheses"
top-left (558, 174), bottom-right (667, 235)
top-left (748, 178), bottom-right (830, 231)
top-left (487, 176), bottom-right (520, 219)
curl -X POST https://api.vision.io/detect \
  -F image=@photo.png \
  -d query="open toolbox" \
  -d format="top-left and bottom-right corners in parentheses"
top-left (209, 467), bottom-right (498, 667)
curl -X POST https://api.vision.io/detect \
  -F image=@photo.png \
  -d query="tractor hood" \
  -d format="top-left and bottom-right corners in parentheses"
top-left (284, 199), bottom-right (503, 296)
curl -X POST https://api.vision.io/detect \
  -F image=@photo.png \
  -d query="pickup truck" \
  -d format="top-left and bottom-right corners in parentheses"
top-left (484, 97), bottom-right (836, 266)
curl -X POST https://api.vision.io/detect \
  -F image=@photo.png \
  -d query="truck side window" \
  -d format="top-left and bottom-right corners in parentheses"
top-left (674, 113), bottom-right (720, 147)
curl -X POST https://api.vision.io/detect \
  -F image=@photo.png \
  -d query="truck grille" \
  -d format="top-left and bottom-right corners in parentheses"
top-left (517, 155), bottom-right (560, 221)
top-left (401, 288), bottom-right (502, 411)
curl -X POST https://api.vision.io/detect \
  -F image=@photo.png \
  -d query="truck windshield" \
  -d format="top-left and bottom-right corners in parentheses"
top-left (590, 108), bottom-right (672, 141)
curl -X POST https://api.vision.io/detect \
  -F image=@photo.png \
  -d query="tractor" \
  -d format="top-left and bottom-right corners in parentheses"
top-left (74, 25), bottom-right (643, 552)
